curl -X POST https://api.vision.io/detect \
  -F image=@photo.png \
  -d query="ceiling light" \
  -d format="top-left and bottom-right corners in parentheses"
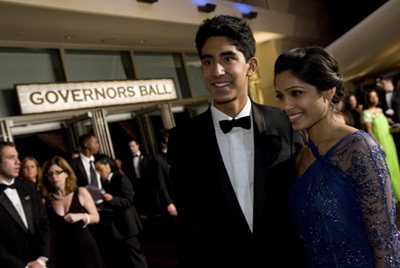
top-left (197, 3), bottom-right (216, 13)
top-left (242, 11), bottom-right (258, 19)
top-left (65, 35), bottom-right (75, 40)
top-left (137, 0), bottom-right (158, 3)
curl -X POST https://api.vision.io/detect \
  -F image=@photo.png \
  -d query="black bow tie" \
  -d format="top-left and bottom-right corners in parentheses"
top-left (219, 116), bottom-right (251, 134)
top-left (0, 182), bottom-right (16, 190)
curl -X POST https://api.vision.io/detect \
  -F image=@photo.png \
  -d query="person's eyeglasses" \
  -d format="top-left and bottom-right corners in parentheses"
top-left (46, 170), bottom-right (64, 177)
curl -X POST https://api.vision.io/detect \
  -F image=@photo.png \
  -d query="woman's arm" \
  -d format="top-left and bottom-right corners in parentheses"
top-left (351, 134), bottom-right (400, 266)
top-left (63, 187), bottom-right (99, 225)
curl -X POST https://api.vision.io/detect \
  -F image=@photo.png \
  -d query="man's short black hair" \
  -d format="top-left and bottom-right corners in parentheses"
top-left (195, 15), bottom-right (256, 62)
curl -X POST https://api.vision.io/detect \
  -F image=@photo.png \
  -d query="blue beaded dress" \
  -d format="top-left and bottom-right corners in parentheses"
top-left (290, 130), bottom-right (400, 267)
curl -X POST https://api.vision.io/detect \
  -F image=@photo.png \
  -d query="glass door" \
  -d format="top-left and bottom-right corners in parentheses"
top-left (0, 119), bottom-right (13, 142)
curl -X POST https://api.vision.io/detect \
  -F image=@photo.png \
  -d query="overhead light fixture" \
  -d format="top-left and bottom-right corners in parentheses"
top-left (197, 3), bottom-right (216, 13)
top-left (137, 0), bottom-right (158, 3)
top-left (242, 11), bottom-right (258, 19)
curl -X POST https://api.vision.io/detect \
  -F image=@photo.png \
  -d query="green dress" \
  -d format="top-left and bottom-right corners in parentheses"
top-left (362, 108), bottom-right (400, 201)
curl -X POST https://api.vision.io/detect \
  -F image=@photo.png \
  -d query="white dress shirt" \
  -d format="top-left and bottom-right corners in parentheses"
top-left (80, 153), bottom-right (102, 188)
top-left (0, 178), bottom-right (29, 229)
top-left (386, 89), bottom-right (394, 116)
top-left (211, 97), bottom-right (255, 232)
top-left (133, 151), bottom-right (142, 179)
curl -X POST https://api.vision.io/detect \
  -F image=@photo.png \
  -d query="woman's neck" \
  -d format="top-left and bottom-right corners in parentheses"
top-left (306, 114), bottom-right (338, 147)
top-left (54, 188), bottom-right (67, 196)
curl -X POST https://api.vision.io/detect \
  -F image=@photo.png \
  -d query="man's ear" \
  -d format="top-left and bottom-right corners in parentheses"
top-left (247, 57), bottom-right (259, 77)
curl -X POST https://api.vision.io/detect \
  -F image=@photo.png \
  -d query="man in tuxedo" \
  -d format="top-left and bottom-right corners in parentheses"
top-left (167, 15), bottom-right (306, 268)
top-left (70, 134), bottom-right (102, 200)
top-left (94, 155), bottom-right (148, 268)
top-left (123, 139), bottom-right (158, 218)
top-left (379, 77), bottom-right (398, 124)
top-left (154, 129), bottom-right (177, 217)
top-left (0, 142), bottom-right (50, 268)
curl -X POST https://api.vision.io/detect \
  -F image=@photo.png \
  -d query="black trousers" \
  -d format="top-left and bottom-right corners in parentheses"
top-left (97, 222), bottom-right (148, 268)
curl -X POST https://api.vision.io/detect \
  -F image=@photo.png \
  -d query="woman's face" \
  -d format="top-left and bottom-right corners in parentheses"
top-left (21, 159), bottom-right (38, 183)
top-left (275, 70), bottom-right (330, 131)
top-left (367, 91), bottom-right (379, 107)
top-left (95, 162), bottom-right (111, 179)
top-left (349, 95), bottom-right (357, 109)
top-left (46, 164), bottom-right (67, 190)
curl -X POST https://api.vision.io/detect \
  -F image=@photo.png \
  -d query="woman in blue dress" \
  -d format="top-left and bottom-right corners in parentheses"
top-left (274, 46), bottom-right (400, 267)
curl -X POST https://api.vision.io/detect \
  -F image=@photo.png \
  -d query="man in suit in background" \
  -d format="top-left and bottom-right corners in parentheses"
top-left (154, 129), bottom-right (177, 217)
top-left (70, 134), bottom-right (102, 200)
top-left (0, 142), bottom-right (50, 268)
top-left (379, 77), bottom-right (397, 124)
top-left (167, 15), bottom-right (306, 268)
top-left (94, 155), bottom-right (148, 268)
top-left (123, 139), bottom-right (158, 218)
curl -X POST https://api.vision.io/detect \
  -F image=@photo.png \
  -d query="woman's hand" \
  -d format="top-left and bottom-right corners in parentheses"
top-left (103, 193), bottom-right (113, 202)
top-left (63, 213), bottom-right (84, 224)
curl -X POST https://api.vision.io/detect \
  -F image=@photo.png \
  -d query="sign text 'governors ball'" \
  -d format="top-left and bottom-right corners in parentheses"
top-left (16, 79), bottom-right (178, 114)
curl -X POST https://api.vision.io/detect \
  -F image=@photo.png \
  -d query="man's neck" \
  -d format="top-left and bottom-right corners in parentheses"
top-left (213, 97), bottom-right (249, 118)
top-left (81, 151), bottom-right (92, 158)
top-left (0, 177), bottom-right (14, 184)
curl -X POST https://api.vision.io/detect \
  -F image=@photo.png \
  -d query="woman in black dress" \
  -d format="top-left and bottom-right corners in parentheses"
top-left (41, 156), bottom-right (103, 268)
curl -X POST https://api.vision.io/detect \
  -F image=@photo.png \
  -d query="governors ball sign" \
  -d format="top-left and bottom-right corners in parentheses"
top-left (16, 79), bottom-right (178, 114)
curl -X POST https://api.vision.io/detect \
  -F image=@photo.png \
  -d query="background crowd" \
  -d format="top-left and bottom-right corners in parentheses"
top-left (337, 76), bottom-right (400, 203)
top-left (0, 128), bottom-right (175, 268)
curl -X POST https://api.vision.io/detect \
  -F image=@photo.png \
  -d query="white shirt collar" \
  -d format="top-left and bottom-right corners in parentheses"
top-left (106, 172), bottom-right (113, 182)
top-left (80, 153), bottom-right (94, 163)
top-left (0, 178), bottom-right (15, 185)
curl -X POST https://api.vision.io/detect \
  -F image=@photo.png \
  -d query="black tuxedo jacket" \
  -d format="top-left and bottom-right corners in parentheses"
top-left (391, 91), bottom-right (400, 123)
top-left (378, 89), bottom-right (400, 122)
top-left (123, 152), bottom-right (153, 185)
top-left (167, 102), bottom-right (307, 268)
top-left (154, 152), bottom-right (174, 208)
top-left (0, 179), bottom-right (50, 267)
top-left (70, 156), bottom-right (97, 188)
top-left (101, 172), bottom-right (143, 239)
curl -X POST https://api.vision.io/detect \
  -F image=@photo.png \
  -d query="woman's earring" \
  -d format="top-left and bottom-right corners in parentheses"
top-left (329, 102), bottom-right (335, 111)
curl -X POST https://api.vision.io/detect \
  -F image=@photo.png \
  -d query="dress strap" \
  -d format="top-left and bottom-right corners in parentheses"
top-left (308, 139), bottom-right (323, 160)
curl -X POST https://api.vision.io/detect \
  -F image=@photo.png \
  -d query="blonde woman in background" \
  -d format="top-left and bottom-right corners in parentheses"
top-left (20, 156), bottom-right (42, 186)
top-left (41, 156), bottom-right (103, 268)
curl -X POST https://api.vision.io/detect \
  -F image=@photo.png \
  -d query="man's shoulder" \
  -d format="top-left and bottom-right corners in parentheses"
top-left (16, 178), bottom-right (36, 189)
top-left (253, 102), bottom-right (291, 126)
top-left (170, 109), bottom-right (211, 135)
top-left (253, 102), bottom-right (285, 116)
top-left (69, 157), bottom-right (82, 167)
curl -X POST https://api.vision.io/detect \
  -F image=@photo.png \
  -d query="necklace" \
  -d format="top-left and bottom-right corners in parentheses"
top-left (52, 192), bottom-right (70, 200)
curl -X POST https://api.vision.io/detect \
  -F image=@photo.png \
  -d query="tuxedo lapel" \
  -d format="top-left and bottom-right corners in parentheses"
top-left (252, 103), bottom-right (284, 233)
top-left (0, 189), bottom-right (29, 233)
top-left (77, 158), bottom-right (89, 184)
top-left (17, 181), bottom-right (35, 233)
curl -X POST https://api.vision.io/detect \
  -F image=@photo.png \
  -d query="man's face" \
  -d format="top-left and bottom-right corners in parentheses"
top-left (0, 146), bottom-right (20, 181)
top-left (87, 136), bottom-right (100, 155)
top-left (200, 36), bottom-right (258, 111)
top-left (129, 141), bottom-right (140, 155)
top-left (381, 79), bottom-right (393, 92)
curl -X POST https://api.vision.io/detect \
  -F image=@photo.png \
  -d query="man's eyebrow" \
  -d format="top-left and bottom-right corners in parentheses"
top-left (200, 54), bottom-right (212, 60)
top-left (221, 51), bottom-right (237, 57)
top-left (200, 51), bottom-right (237, 60)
